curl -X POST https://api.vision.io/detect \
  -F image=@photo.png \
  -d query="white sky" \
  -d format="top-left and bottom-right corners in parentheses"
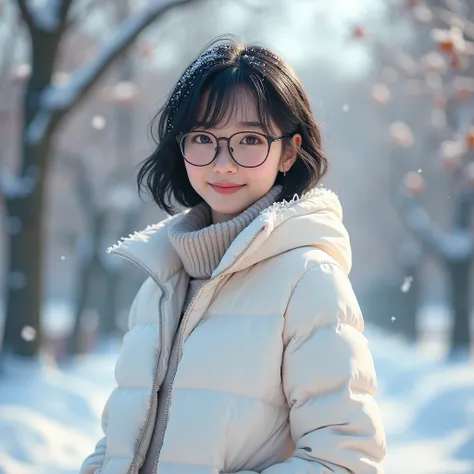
top-left (148, 0), bottom-right (388, 81)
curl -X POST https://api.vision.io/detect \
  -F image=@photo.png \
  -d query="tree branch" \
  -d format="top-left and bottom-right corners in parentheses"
top-left (26, 0), bottom-right (202, 145)
top-left (47, 0), bottom-right (201, 111)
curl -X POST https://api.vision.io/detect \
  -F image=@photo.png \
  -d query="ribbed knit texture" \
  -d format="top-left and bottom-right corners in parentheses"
top-left (168, 185), bottom-right (282, 279)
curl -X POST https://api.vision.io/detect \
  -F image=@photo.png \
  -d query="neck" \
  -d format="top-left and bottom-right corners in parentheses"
top-left (168, 185), bottom-right (282, 279)
top-left (211, 209), bottom-right (239, 224)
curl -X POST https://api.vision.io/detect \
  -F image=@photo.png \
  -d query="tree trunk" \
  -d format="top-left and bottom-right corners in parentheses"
top-left (2, 136), bottom-right (62, 354)
top-left (3, 157), bottom-right (46, 357)
top-left (2, 26), bottom-right (60, 356)
top-left (447, 260), bottom-right (471, 354)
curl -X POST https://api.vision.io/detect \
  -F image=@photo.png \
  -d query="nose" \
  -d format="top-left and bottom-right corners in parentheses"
top-left (213, 143), bottom-right (237, 173)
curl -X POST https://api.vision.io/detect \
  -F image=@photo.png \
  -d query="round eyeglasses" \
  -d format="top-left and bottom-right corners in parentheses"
top-left (176, 130), bottom-right (287, 168)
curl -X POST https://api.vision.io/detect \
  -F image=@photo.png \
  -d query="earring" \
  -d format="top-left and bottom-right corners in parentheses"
top-left (283, 170), bottom-right (286, 177)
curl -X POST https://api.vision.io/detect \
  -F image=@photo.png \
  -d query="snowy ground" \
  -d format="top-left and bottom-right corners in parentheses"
top-left (0, 326), bottom-right (473, 474)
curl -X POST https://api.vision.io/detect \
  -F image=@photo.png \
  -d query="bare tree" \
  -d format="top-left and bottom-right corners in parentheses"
top-left (0, 0), bottom-right (203, 358)
top-left (65, 0), bottom-right (146, 356)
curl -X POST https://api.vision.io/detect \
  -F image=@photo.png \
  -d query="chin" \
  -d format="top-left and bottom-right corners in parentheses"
top-left (206, 196), bottom-right (249, 220)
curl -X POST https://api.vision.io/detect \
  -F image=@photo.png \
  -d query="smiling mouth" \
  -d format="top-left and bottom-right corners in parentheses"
top-left (209, 183), bottom-right (245, 195)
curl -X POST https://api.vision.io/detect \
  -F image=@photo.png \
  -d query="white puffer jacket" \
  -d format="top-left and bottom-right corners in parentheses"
top-left (80, 187), bottom-right (386, 474)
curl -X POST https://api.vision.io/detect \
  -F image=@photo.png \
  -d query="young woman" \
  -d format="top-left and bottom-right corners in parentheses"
top-left (80, 39), bottom-right (386, 474)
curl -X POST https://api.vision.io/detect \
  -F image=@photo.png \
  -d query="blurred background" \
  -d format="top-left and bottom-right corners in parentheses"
top-left (0, 0), bottom-right (473, 472)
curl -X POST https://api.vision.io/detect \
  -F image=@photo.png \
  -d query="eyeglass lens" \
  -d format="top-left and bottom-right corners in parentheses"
top-left (181, 131), bottom-right (270, 167)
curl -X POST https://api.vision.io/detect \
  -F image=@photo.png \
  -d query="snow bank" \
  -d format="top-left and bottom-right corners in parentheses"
top-left (0, 328), bottom-right (473, 474)
top-left (0, 345), bottom-right (118, 474)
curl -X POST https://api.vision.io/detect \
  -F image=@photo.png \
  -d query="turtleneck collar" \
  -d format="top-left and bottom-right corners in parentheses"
top-left (168, 186), bottom-right (282, 279)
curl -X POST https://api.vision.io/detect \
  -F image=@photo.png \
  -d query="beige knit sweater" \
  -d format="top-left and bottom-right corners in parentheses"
top-left (167, 185), bottom-right (282, 311)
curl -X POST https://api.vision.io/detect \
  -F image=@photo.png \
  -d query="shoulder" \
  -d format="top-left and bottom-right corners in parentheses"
top-left (283, 256), bottom-right (364, 340)
top-left (263, 246), bottom-right (344, 281)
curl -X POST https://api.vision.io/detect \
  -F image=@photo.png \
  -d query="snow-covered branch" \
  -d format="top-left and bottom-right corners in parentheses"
top-left (26, 0), bottom-right (201, 145)
top-left (25, 108), bottom-right (53, 145)
top-left (396, 186), bottom-right (448, 257)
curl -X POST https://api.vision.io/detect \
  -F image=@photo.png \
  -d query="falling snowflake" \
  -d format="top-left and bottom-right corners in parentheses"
top-left (401, 276), bottom-right (414, 293)
top-left (91, 115), bottom-right (106, 130)
top-left (417, 169), bottom-right (422, 173)
top-left (14, 63), bottom-right (31, 82)
top-left (61, 256), bottom-right (66, 261)
top-left (342, 104), bottom-right (350, 112)
top-left (391, 316), bottom-right (396, 323)
top-left (21, 326), bottom-right (36, 341)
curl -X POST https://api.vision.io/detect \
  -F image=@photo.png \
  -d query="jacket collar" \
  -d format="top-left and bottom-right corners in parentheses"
top-left (107, 186), bottom-right (351, 286)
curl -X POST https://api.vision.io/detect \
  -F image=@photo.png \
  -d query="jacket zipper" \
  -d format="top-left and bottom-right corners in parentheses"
top-left (107, 249), bottom-right (166, 474)
top-left (151, 227), bottom-right (265, 473)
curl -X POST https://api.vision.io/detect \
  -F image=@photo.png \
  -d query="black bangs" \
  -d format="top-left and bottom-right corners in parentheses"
top-left (137, 37), bottom-right (329, 215)
top-left (191, 71), bottom-right (278, 136)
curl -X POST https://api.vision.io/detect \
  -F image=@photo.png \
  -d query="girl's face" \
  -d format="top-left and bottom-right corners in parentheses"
top-left (183, 88), bottom-right (302, 224)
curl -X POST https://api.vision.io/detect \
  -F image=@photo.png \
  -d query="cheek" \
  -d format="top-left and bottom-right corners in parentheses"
top-left (251, 150), bottom-right (281, 180)
top-left (185, 163), bottom-right (205, 186)
top-left (245, 163), bottom-right (278, 187)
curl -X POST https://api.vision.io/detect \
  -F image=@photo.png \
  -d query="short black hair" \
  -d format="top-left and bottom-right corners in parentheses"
top-left (137, 36), bottom-right (328, 215)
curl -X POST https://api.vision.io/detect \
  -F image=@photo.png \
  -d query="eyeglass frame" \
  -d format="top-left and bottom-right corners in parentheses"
top-left (175, 130), bottom-right (290, 168)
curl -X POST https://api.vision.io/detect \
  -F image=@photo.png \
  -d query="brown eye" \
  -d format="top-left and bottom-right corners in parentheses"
top-left (241, 134), bottom-right (262, 145)
top-left (195, 134), bottom-right (212, 144)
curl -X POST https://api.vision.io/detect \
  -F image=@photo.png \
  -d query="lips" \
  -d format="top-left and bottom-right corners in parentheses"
top-left (210, 182), bottom-right (244, 188)
top-left (209, 183), bottom-right (245, 195)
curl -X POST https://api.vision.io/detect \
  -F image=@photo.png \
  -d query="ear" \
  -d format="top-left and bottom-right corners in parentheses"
top-left (279, 134), bottom-right (302, 173)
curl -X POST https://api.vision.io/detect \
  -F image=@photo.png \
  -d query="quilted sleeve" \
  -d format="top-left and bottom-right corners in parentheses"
top-left (236, 262), bottom-right (386, 474)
